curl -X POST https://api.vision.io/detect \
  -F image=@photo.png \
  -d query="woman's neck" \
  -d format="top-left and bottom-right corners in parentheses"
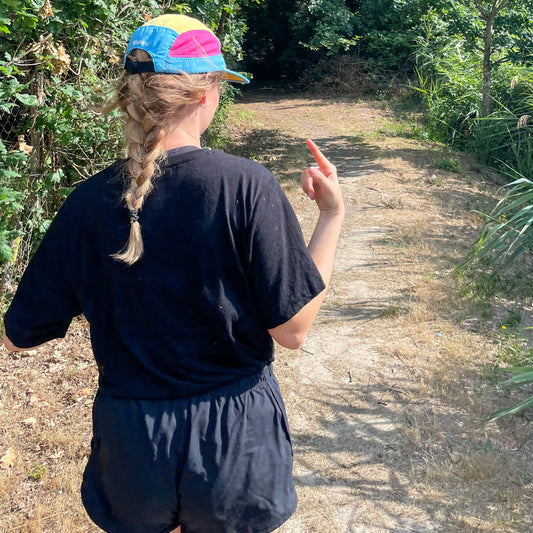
top-left (161, 129), bottom-right (201, 151)
top-left (161, 103), bottom-right (205, 151)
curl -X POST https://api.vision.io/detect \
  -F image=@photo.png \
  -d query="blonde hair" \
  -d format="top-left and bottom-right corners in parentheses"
top-left (107, 50), bottom-right (223, 265)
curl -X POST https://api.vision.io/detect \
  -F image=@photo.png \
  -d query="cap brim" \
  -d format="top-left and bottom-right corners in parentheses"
top-left (222, 69), bottom-right (250, 84)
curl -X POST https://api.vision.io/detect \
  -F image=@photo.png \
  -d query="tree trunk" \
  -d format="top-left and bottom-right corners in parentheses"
top-left (216, 1), bottom-right (232, 37)
top-left (474, 0), bottom-right (512, 117)
top-left (481, 15), bottom-right (493, 117)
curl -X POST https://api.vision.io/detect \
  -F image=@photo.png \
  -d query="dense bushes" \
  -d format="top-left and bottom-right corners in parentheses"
top-left (243, 0), bottom-right (432, 80)
top-left (415, 4), bottom-right (533, 176)
top-left (414, 2), bottom-right (533, 275)
top-left (1, 1), bottom-right (153, 278)
top-left (0, 1), bottom-right (250, 297)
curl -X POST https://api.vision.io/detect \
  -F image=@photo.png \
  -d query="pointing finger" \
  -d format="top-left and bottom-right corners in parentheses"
top-left (306, 139), bottom-right (335, 174)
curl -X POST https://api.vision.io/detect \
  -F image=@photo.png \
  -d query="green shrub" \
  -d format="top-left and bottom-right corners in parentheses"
top-left (473, 68), bottom-right (533, 178)
top-left (414, 35), bottom-right (482, 147)
top-left (0, 1), bottom-right (249, 292)
top-left (436, 156), bottom-right (461, 172)
top-left (473, 173), bottom-right (533, 270)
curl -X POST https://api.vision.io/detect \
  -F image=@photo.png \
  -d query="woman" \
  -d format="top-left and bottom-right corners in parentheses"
top-left (3, 14), bottom-right (344, 533)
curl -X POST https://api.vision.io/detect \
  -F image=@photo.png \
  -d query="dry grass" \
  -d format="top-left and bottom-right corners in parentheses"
top-left (0, 320), bottom-right (99, 533)
top-left (362, 164), bottom-right (533, 531)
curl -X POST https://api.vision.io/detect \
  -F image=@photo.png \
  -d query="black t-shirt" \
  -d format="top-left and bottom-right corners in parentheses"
top-left (4, 149), bottom-right (325, 398)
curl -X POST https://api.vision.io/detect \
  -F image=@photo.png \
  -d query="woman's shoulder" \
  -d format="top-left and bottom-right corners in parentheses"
top-left (57, 160), bottom-right (124, 217)
top-left (69, 160), bottom-right (124, 198)
top-left (193, 149), bottom-right (277, 183)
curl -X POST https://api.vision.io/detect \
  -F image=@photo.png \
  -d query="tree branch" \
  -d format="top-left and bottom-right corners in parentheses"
top-left (495, 0), bottom-right (511, 13)
top-left (473, 0), bottom-right (489, 19)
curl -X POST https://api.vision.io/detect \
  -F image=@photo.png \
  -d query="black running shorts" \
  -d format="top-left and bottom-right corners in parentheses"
top-left (81, 365), bottom-right (297, 533)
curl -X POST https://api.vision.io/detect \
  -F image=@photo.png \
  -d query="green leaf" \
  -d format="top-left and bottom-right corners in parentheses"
top-left (0, 169), bottom-right (22, 179)
top-left (0, 186), bottom-right (25, 208)
top-left (488, 395), bottom-right (533, 422)
top-left (0, 235), bottom-right (14, 264)
top-left (49, 169), bottom-right (64, 183)
top-left (15, 93), bottom-right (39, 107)
top-left (58, 186), bottom-right (75, 198)
top-left (499, 369), bottom-right (533, 387)
top-left (0, 102), bottom-right (16, 113)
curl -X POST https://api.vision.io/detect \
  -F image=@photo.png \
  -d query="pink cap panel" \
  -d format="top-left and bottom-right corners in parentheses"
top-left (169, 29), bottom-right (221, 58)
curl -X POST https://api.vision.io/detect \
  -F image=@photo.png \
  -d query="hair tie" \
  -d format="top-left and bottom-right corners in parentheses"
top-left (129, 209), bottom-right (139, 224)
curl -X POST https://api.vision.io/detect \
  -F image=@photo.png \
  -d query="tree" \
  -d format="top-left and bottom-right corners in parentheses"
top-left (242, 0), bottom-right (357, 79)
top-left (433, 0), bottom-right (533, 115)
top-left (474, 0), bottom-right (512, 117)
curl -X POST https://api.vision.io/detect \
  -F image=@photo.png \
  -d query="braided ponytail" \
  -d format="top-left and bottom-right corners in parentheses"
top-left (106, 50), bottom-right (223, 265)
top-left (111, 75), bottom-right (165, 264)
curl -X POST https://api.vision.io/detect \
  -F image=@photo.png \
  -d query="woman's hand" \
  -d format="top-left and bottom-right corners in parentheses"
top-left (301, 139), bottom-right (344, 215)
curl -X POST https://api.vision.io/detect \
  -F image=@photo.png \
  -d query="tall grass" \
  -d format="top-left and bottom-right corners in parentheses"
top-left (488, 361), bottom-right (533, 422)
top-left (473, 173), bottom-right (533, 269)
top-left (416, 33), bottom-right (533, 423)
top-left (415, 35), bottom-right (533, 180)
top-left (414, 36), bottom-right (482, 147)
top-left (469, 172), bottom-right (533, 423)
top-left (473, 71), bottom-right (533, 177)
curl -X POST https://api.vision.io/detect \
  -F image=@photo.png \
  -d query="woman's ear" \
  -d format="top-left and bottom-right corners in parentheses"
top-left (200, 91), bottom-right (208, 107)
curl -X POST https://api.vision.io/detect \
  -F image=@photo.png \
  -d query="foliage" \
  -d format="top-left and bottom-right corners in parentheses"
top-left (202, 82), bottom-right (239, 149)
top-left (352, 0), bottom-right (433, 71)
top-left (242, 0), bottom-right (360, 79)
top-left (488, 381), bottom-right (533, 422)
top-left (0, 0), bottom-right (251, 291)
top-left (434, 0), bottom-right (533, 66)
top-left (414, 4), bottom-right (533, 164)
top-left (473, 68), bottom-right (533, 174)
top-left (436, 156), bottom-right (461, 172)
top-left (0, 0), bottom-right (156, 284)
top-left (0, 140), bottom-right (28, 264)
top-left (294, 0), bottom-right (358, 54)
top-left (488, 336), bottom-right (533, 423)
top-left (414, 34), bottom-right (482, 146)
top-left (473, 173), bottom-right (533, 270)
top-left (469, 172), bottom-right (533, 421)
top-left (28, 464), bottom-right (48, 481)
top-left (243, 0), bottom-right (439, 80)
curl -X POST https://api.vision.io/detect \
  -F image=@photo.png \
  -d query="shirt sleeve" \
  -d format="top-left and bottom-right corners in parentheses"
top-left (245, 173), bottom-right (326, 329)
top-left (3, 198), bottom-right (82, 348)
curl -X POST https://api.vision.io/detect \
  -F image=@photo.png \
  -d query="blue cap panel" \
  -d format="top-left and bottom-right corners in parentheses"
top-left (125, 26), bottom-right (178, 71)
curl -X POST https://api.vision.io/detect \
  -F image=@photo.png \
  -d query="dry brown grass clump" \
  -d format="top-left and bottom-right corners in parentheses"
top-left (0, 320), bottom-right (100, 532)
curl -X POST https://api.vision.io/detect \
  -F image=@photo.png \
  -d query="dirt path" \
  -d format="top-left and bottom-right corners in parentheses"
top-left (236, 94), bottom-right (444, 532)
top-left (229, 91), bottom-right (533, 532)
top-left (1, 91), bottom-right (532, 532)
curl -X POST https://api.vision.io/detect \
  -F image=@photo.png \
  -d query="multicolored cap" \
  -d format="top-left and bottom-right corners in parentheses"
top-left (124, 14), bottom-right (249, 84)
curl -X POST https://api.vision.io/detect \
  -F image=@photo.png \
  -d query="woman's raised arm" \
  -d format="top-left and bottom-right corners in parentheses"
top-left (268, 139), bottom-right (344, 349)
